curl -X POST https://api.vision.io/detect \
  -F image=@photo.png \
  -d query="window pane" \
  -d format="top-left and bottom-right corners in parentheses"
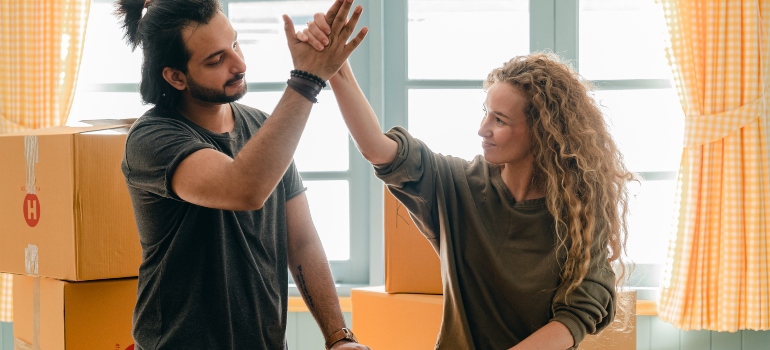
top-left (408, 89), bottom-right (486, 161)
top-left (228, 1), bottom-right (327, 83)
top-left (305, 180), bottom-right (350, 261)
top-left (67, 92), bottom-right (149, 125)
top-left (238, 90), bottom-right (349, 172)
top-left (594, 89), bottom-right (684, 172)
top-left (79, 2), bottom-right (143, 84)
top-left (408, 0), bottom-right (529, 80)
top-left (626, 179), bottom-right (677, 264)
top-left (579, 0), bottom-right (670, 80)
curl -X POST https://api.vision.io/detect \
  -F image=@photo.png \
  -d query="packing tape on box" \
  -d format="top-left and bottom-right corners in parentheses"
top-left (16, 137), bottom-right (41, 349)
top-left (13, 275), bottom-right (40, 350)
top-left (25, 135), bottom-right (38, 195)
top-left (14, 245), bottom-right (40, 350)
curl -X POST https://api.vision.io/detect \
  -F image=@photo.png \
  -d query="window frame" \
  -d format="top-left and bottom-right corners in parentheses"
top-left (79, 0), bottom-right (675, 295)
top-left (381, 0), bottom-right (674, 296)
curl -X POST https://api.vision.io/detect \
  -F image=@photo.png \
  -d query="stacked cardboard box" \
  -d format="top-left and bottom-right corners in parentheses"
top-left (0, 125), bottom-right (141, 349)
top-left (351, 189), bottom-right (636, 349)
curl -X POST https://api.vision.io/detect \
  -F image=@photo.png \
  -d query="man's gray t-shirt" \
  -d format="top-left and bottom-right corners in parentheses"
top-left (121, 102), bottom-right (305, 349)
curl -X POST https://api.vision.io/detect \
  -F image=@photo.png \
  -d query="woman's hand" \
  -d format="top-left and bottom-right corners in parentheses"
top-left (296, 1), bottom-right (338, 52)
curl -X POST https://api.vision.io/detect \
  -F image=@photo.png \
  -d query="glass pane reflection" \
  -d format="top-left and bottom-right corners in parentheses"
top-left (305, 180), bottom-right (350, 261)
top-left (579, 0), bottom-right (671, 80)
top-left (228, 1), bottom-right (328, 83)
top-left (408, 0), bottom-right (529, 80)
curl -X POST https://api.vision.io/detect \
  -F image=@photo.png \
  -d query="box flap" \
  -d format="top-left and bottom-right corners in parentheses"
top-left (0, 124), bottom-right (131, 137)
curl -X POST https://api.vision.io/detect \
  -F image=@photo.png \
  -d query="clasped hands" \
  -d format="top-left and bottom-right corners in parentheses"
top-left (283, 0), bottom-right (367, 81)
top-left (294, 0), bottom-right (361, 57)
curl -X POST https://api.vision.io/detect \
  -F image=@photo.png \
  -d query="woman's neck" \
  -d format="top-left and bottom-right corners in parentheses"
top-left (499, 162), bottom-right (544, 202)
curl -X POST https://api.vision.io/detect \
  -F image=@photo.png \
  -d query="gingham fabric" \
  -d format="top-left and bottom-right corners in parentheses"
top-left (0, 274), bottom-right (10, 322)
top-left (0, 0), bottom-right (90, 134)
top-left (0, 0), bottom-right (90, 321)
top-left (658, 0), bottom-right (770, 331)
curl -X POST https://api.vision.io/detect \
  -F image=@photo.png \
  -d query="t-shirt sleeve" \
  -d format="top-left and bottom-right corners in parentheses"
top-left (282, 160), bottom-right (306, 201)
top-left (122, 119), bottom-right (216, 200)
top-left (550, 247), bottom-right (617, 348)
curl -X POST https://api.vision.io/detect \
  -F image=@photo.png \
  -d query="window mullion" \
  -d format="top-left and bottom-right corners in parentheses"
top-left (530, 0), bottom-right (555, 53)
top-left (554, 0), bottom-right (579, 64)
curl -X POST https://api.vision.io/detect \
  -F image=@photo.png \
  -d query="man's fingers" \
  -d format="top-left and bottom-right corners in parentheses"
top-left (282, 14), bottom-right (297, 43)
top-left (331, 0), bottom-right (354, 34)
top-left (324, 0), bottom-right (344, 26)
top-left (314, 12), bottom-right (331, 35)
top-left (339, 5), bottom-right (363, 41)
top-left (344, 27), bottom-right (368, 55)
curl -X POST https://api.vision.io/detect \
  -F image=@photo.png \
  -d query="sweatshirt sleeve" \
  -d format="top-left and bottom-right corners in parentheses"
top-left (550, 247), bottom-right (617, 347)
top-left (373, 126), bottom-right (442, 242)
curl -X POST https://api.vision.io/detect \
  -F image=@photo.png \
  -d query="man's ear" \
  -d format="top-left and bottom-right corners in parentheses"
top-left (162, 67), bottom-right (187, 91)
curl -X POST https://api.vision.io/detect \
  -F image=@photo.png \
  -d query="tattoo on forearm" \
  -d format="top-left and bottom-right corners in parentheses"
top-left (296, 265), bottom-right (315, 312)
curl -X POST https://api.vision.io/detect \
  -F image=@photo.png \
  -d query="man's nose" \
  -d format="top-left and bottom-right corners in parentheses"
top-left (231, 52), bottom-right (247, 73)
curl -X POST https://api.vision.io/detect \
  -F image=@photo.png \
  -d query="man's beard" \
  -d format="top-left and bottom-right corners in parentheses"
top-left (186, 73), bottom-right (247, 103)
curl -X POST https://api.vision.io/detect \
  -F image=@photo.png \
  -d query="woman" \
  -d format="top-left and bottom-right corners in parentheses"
top-left (300, 11), bottom-right (632, 349)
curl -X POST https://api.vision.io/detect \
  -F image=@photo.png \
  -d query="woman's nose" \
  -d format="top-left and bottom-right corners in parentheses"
top-left (478, 116), bottom-right (491, 137)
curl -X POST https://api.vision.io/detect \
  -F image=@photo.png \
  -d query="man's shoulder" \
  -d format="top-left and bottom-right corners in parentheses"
top-left (232, 102), bottom-right (269, 121)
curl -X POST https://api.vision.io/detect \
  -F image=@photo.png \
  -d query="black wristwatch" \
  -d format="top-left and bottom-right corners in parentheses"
top-left (325, 327), bottom-right (358, 349)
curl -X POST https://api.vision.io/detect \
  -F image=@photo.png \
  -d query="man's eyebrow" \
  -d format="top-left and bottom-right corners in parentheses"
top-left (202, 32), bottom-right (238, 62)
top-left (203, 49), bottom-right (226, 62)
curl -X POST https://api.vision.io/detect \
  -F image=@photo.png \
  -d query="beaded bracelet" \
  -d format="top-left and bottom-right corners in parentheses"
top-left (290, 69), bottom-right (326, 88)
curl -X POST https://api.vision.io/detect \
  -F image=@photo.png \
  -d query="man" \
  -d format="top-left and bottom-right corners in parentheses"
top-left (115, 0), bottom-right (369, 348)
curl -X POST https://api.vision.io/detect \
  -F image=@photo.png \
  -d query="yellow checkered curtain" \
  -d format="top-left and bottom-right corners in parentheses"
top-left (0, 0), bottom-right (90, 322)
top-left (658, 0), bottom-right (770, 331)
top-left (0, 0), bottom-right (90, 133)
top-left (0, 274), bottom-right (10, 322)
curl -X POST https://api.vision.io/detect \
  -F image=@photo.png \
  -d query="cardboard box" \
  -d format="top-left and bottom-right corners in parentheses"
top-left (13, 275), bottom-right (137, 350)
top-left (352, 286), bottom-right (443, 349)
top-left (352, 286), bottom-right (636, 350)
top-left (384, 189), bottom-right (442, 294)
top-left (0, 125), bottom-right (141, 281)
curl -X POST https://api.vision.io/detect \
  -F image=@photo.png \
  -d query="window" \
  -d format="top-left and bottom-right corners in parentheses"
top-left (72, 0), bottom-right (681, 296)
top-left (578, 0), bottom-right (681, 295)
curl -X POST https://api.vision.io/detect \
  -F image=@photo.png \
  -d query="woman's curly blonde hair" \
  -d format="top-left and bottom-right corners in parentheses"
top-left (484, 52), bottom-right (634, 298)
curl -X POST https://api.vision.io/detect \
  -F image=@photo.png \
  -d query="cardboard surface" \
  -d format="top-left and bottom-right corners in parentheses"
top-left (352, 286), bottom-right (443, 349)
top-left (384, 189), bottom-right (442, 294)
top-left (0, 125), bottom-right (141, 281)
top-left (352, 287), bottom-right (636, 350)
top-left (13, 275), bottom-right (137, 350)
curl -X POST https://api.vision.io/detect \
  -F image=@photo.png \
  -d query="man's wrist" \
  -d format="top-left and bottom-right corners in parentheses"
top-left (325, 327), bottom-right (358, 349)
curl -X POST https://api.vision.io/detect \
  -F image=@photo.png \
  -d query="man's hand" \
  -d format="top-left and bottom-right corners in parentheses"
top-left (283, 0), bottom-right (367, 80)
top-left (331, 340), bottom-right (371, 350)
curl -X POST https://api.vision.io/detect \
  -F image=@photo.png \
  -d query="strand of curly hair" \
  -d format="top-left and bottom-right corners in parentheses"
top-left (484, 52), bottom-right (635, 303)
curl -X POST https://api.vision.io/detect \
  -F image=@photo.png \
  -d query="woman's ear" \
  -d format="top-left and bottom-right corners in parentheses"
top-left (162, 67), bottom-right (187, 91)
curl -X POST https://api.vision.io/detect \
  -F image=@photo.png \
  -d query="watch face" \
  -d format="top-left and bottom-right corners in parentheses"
top-left (344, 328), bottom-right (357, 342)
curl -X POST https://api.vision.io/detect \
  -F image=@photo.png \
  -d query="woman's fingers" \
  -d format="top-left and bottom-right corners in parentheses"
top-left (314, 12), bottom-right (332, 35)
top-left (306, 20), bottom-right (328, 47)
top-left (301, 28), bottom-right (326, 51)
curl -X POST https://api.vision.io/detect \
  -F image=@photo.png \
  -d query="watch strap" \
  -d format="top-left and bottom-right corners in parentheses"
top-left (325, 327), bottom-right (357, 349)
